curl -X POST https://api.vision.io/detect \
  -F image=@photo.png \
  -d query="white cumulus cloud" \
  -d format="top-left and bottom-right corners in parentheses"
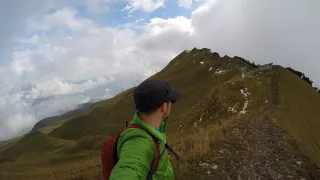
top-left (11, 50), bottom-right (34, 76)
top-left (30, 8), bottom-right (94, 31)
top-left (123, 0), bottom-right (166, 12)
top-left (177, 0), bottom-right (193, 8)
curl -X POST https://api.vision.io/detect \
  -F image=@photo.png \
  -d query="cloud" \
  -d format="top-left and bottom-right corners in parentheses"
top-left (0, 113), bottom-right (35, 140)
top-left (104, 88), bottom-right (112, 99)
top-left (136, 16), bottom-right (194, 53)
top-left (11, 9), bottom-right (140, 83)
top-left (0, 97), bottom-right (6, 108)
top-left (0, 0), bottom-right (121, 53)
top-left (84, 0), bottom-right (112, 14)
top-left (0, 0), bottom-right (46, 51)
top-left (30, 8), bottom-right (95, 31)
top-left (0, 6), bottom-right (176, 139)
top-left (30, 77), bottom-right (111, 98)
top-left (177, 0), bottom-right (193, 8)
top-left (19, 34), bottom-right (40, 44)
top-left (123, 0), bottom-right (165, 12)
top-left (11, 50), bottom-right (34, 76)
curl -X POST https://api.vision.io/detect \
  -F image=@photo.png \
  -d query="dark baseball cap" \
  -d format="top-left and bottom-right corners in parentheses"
top-left (133, 79), bottom-right (180, 112)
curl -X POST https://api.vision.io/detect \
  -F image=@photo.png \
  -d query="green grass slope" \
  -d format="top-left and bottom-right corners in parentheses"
top-left (0, 137), bottom-right (20, 152)
top-left (0, 131), bottom-right (74, 160)
top-left (273, 67), bottom-right (320, 164)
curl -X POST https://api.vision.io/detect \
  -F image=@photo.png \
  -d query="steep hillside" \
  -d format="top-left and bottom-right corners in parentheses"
top-left (0, 137), bottom-right (20, 152)
top-left (1, 48), bottom-right (320, 180)
top-left (31, 101), bottom-right (99, 133)
top-left (1, 131), bottom-right (74, 160)
top-left (273, 67), bottom-right (320, 163)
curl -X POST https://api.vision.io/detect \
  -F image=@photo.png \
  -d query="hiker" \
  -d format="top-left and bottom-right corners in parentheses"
top-left (102, 79), bottom-right (180, 180)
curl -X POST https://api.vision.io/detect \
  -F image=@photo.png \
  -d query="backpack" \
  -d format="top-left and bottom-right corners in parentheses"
top-left (101, 124), bottom-right (160, 180)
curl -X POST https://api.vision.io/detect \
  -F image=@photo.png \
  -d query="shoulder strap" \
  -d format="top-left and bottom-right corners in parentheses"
top-left (116, 124), bottom-right (160, 179)
top-left (147, 137), bottom-right (159, 180)
top-left (165, 144), bottom-right (180, 160)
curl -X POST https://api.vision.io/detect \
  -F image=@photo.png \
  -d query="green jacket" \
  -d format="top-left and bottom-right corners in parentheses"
top-left (109, 113), bottom-right (174, 180)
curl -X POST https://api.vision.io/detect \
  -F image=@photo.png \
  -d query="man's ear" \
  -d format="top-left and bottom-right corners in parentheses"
top-left (160, 102), bottom-right (168, 113)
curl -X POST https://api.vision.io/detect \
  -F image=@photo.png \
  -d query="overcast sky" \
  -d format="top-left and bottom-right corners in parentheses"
top-left (0, 0), bottom-right (319, 140)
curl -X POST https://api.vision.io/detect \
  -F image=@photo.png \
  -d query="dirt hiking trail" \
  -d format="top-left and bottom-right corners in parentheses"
top-left (198, 72), bottom-right (320, 180)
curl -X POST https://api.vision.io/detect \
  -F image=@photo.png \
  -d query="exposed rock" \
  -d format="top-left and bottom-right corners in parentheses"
top-left (0, 156), bottom-right (10, 163)
top-left (212, 52), bottom-right (220, 58)
top-left (212, 164), bottom-right (218, 170)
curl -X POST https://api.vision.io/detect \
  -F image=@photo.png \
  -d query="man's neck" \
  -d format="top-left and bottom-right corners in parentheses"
top-left (139, 113), bottom-right (162, 128)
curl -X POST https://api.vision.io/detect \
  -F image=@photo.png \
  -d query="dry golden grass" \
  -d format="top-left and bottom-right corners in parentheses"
top-left (170, 118), bottom-right (234, 180)
top-left (0, 118), bottom-right (233, 180)
top-left (0, 155), bottom-right (101, 180)
top-left (53, 119), bottom-right (231, 180)
top-left (48, 157), bottom-right (101, 180)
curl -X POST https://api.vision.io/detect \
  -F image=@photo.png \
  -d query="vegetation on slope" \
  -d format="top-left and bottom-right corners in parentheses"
top-left (234, 56), bottom-right (259, 68)
top-left (273, 67), bottom-right (320, 164)
top-left (31, 101), bottom-right (99, 133)
top-left (286, 67), bottom-right (314, 87)
top-left (1, 131), bottom-right (74, 160)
